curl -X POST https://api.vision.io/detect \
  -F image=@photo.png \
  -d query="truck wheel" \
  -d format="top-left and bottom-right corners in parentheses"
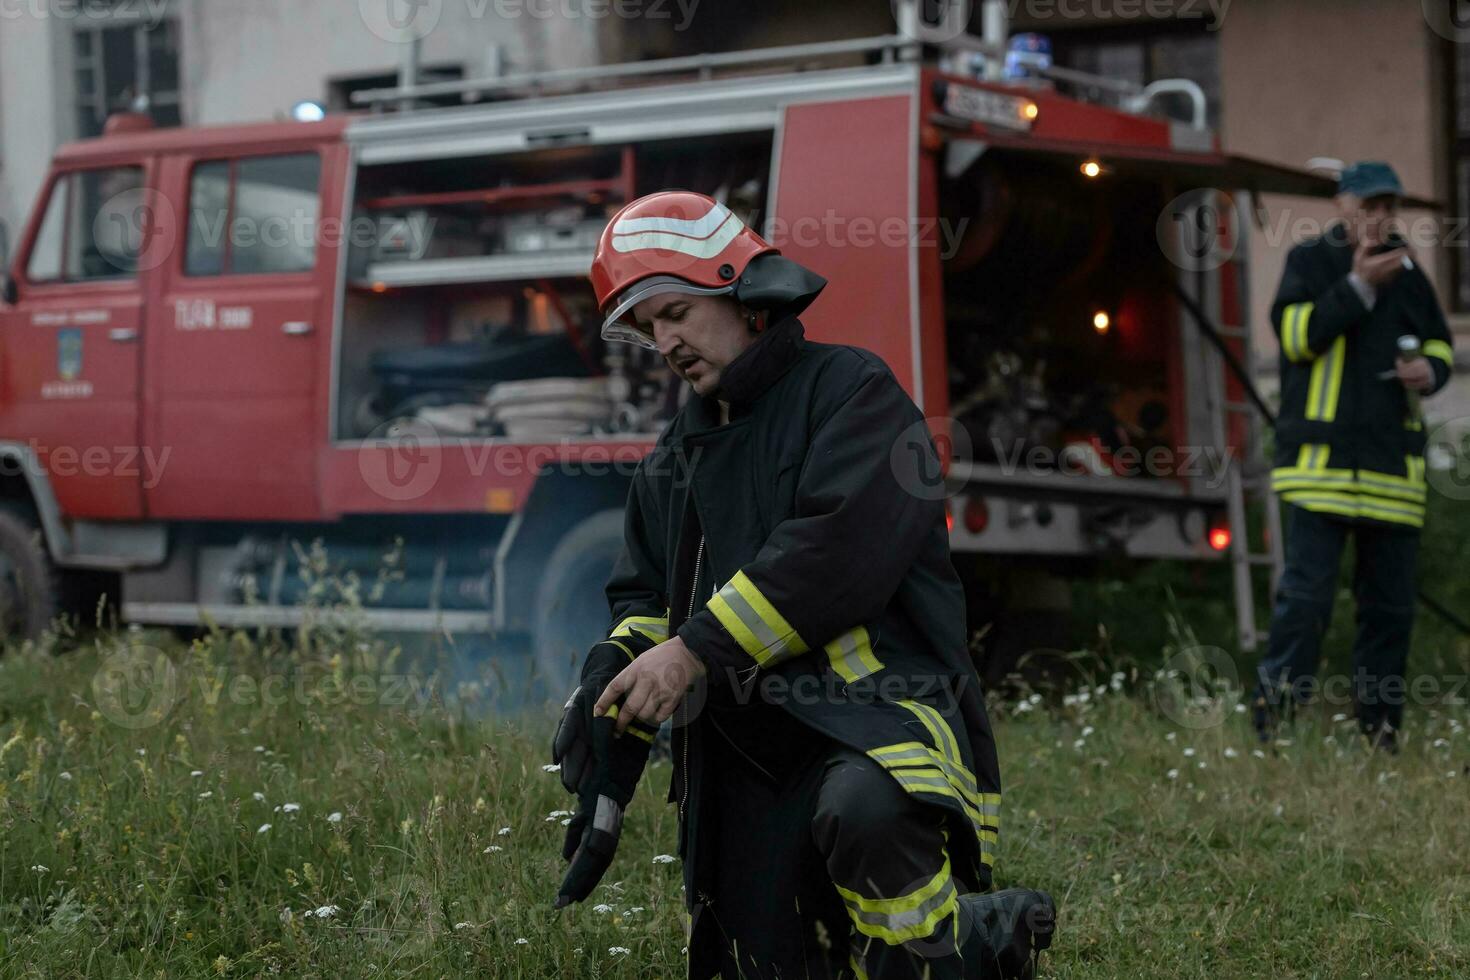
top-left (0, 504), bottom-right (61, 641)
top-left (532, 509), bottom-right (626, 697)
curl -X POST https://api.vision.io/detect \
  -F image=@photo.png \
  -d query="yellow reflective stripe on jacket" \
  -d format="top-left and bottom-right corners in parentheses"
top-left (1305, 335), bottom-right (1346, 420)
top-left (1423, 338), bottom-right (1453, 368)
top-left (834, 857), bottom-right (959, 944)
top-left (1294, 443), bottom-right (1329, 471)
top-left (610, 612), bottom-right (670, 645)
top-left (1278, 489), bottom-right (1425, 528)
top-left (603, 638), bottom-right (635, 661)
top-left (707, 570), bottom-right (808, 667)
top-left (824, 625), bottom-right (883, 682)
top-left (1281, 302), bottom-right (1315, 362)
top-left (868, 742), bottom-right (998, 823)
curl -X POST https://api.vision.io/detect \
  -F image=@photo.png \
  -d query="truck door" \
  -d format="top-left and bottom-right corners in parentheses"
top-left (146, 147), bottom-right (342, 520)
top-left (0, 164), bottom-right (152, 518)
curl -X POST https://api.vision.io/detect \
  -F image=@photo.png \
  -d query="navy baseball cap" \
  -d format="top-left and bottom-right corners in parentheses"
top-left (1338, 161), bottom-right (1404, 200)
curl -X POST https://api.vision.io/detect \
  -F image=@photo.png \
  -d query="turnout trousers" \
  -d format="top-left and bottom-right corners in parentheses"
top-left (692, 724), bottom-right (973, 980)
top-left (1252, 503), bottom-right (1420, 733)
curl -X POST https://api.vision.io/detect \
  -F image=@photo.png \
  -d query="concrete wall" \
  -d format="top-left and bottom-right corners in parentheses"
top-left (0, 12), bottom-right (74, 258)
top-left (180, 0), bottom-right (600, 126)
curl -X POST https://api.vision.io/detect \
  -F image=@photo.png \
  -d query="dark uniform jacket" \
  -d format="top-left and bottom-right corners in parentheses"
top-left (586, 316), bottom-right (1001, 972)
top-left (1270, 227), bottom-right (1454, 529)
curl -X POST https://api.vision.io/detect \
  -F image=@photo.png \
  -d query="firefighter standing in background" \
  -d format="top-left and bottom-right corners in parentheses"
top-left (1253, 162), bottom-right (1456, 751)
top-left (550, 191), bottom-right (1055, 979)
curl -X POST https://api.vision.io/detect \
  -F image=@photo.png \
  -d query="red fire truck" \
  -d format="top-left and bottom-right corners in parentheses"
top-left (0, 30), bottom-right (1354, 690)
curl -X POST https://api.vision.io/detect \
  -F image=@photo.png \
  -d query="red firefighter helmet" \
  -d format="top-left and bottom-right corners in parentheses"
top-left (590, 190), bottom-right (826, 348)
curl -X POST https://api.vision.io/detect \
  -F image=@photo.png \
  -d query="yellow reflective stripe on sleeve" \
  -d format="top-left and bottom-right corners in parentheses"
top-left (625, 724), bottom-right (656, 744)
top-left (706, 570), bottom-right (808, 667)
top-left (1281, 303), bottom-right (1315, 361)
top-left (610, 613), bottom-right (670, 644)
top-left (1424, 339), bottom-right (1453, 368)
top-left (603, 639), bottom-right (635, 661)
top-left (834, 858), bottom-right (959, 945)
top-left (1305, 335), bottom-right (1346, 420)
top-left (824, 625), bottom-right (884, 682)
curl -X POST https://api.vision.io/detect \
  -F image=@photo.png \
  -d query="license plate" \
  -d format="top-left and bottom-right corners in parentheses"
top-left (943, 85), bottom-right (1035, 132)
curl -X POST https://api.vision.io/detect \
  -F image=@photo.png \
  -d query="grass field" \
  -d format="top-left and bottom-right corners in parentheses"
top-left (1, 617), bottom-right (1468, 979)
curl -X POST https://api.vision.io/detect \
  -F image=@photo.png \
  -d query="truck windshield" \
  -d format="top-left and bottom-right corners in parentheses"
top-left (27, 166), bottom-right (145, 282)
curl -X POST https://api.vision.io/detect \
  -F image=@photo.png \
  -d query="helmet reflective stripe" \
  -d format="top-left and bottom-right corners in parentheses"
top-left (611, 203), bottom-right (744, 259)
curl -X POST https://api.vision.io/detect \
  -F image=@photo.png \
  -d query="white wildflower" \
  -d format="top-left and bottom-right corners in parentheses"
top-left (190, 770), bottom-right (204, 778)
top-left (497, 827), bottom-right (511, 836)
top-left (1252, 749), bottom-right (1266, 759)
top-left (515, 938), bottom-right (529, 946)
top-left (1234, 702), bottom-right (1246, 714)
top-left (1166, 769), bottom-right (1179, 780)
top-left (454, 922), bottom-right (472, 931)
top-left (593, 904), bottom-right (614, 914)
top-left (58, 772), bottom-right (71, 781)
top-left (327, 812), bottom-right (343, 824)
top-left (1223, 747), bottom-right (1239, 759)
top-left (653, 854), bottom-right (676, 864)
top-left (254, 745), bottom-right (266, 753)
top-left (309, 905), bottom-right (340, 919)
top-left (1331, 713), bottom-right (1348, 723)
top-left (1165, 732), bottom-right (1177, 742)
top-left (281, 803), bottom-right (300, 813)
top-left (198, 791), bottom-right (213, 799)
top-left (136, 748), bottom-right (146, 756)
top-left (30, 865), bottom-right (48, 873)
top-left (257, 823), bottom-right (272, 834)
top-left (609, 946), bottom-right (631, 956)
top-left (1080, 726), bottom-right (1094, 738)
top-left (1183, 747), bottom-right (1196, 757)
top-left (253, 792), bottom-right (266, 802)
top-left (541, 764), bottom-right (561, 773)
top-left (484, 845), bottom-right (503, 853)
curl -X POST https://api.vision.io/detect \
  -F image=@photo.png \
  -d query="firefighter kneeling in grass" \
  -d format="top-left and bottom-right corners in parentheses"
top-left (1253, 162), bottom-right (1456, 752)
top-left (549, 191), bottom-right (1056, 979)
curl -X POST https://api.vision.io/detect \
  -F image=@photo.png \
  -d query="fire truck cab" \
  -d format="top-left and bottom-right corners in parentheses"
top-left (0, 33), bottom-right (1349, 689)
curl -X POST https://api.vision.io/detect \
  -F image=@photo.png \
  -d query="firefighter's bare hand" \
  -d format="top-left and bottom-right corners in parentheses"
top-left (1396, 356), bottom-right (1434, 392)
top-left (595, 637), bottom-right (707, 732)
top-left (1353, 239), bottom-right (1409, 288)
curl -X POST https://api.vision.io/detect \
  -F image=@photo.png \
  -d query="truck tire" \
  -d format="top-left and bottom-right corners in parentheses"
top-left (532, 509), bottom-right (626, 698)
top-left (0, 503), bottom-right (61, 642)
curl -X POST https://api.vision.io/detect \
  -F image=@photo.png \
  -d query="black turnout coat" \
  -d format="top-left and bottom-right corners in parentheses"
top-left (587, 316), bottom-right (1002, 974)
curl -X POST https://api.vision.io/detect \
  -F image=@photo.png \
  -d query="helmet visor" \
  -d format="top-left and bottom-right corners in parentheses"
top-left (600, 275), bottom-right (734, 350)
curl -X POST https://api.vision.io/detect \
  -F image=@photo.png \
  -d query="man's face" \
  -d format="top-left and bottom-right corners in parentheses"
top-left (630, 292), bottom-right (758, 398)
top-left (1336, 192), bottom-right (1400, 246)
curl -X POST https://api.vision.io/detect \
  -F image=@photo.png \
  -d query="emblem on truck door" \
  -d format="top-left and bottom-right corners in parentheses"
top-left (57, 328), bottom-right (83, 380)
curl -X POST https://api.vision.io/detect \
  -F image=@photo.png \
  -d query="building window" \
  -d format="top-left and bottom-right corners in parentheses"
top-left (186, 154), bottom-right (322, 277)
top-left (1048, 22), bottom-right (1221, 130)
top-left (26, 167), bottom-right (146, 282)
top-left (74, 17), bottom-right (181, 138)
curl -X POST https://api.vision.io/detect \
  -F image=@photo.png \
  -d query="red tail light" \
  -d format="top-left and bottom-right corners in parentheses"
top-left (963, 496), bottom-right (989, 534)
top-left (1208, 525), bottom-right (1231, 551)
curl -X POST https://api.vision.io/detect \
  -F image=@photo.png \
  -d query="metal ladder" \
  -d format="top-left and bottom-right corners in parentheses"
top-left (1204, 193), bottom-right (1285, 654)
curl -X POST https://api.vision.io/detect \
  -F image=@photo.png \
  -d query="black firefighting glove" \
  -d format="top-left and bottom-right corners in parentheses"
top-left (552, 706), bottom-right (656, 908)
top-left (552, 642), bottom-right (631, 797)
